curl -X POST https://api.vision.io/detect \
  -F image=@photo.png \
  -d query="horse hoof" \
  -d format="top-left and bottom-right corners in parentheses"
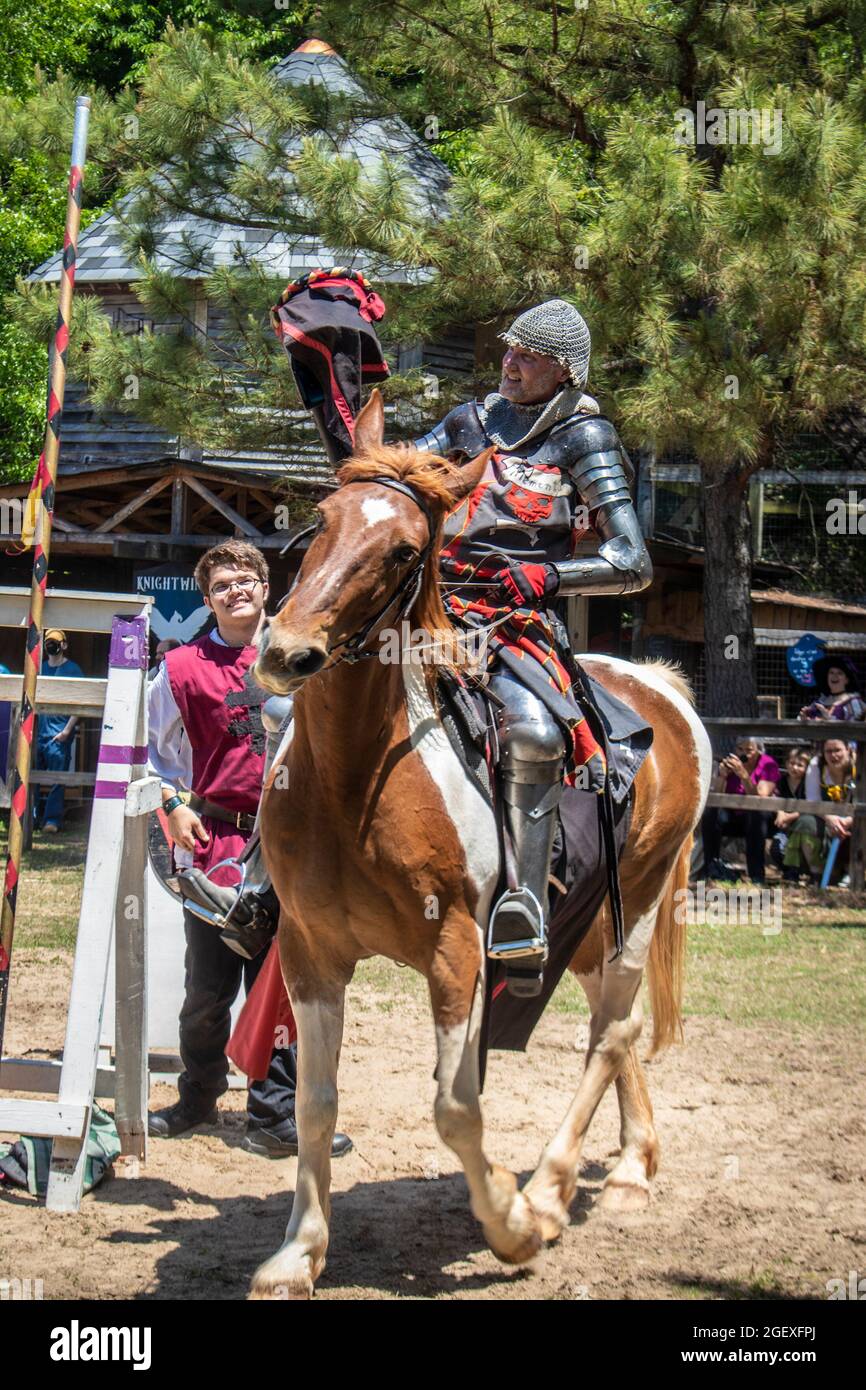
top-left (249, 1273), bottom-right (314, 1300)
top-left (484, 1189), bottom-right (544, 1266)
top-left (598, 1179), bottom-right (650, 1214)
top-left (249, 1251), bottom-right (318, 1300)
top-left (522, 1184), bottom-right (571, 1242)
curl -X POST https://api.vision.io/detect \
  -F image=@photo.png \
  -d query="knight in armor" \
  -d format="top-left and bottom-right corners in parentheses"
top-left (182, 300), bottom-right (652, 997)
top-left (413, 299), bottom-right (652, 992)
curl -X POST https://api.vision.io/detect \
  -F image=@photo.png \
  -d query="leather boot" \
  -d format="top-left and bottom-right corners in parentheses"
top-left (488, 756), bottom-right (563, 998)
top-left (177, 834), bottom-right (279, 959)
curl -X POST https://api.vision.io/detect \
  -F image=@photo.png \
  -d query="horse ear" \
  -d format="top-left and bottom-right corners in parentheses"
top-left (444, 446), bottom-right (495, 504)
top-left (353, 389), bottom-right (385, 454)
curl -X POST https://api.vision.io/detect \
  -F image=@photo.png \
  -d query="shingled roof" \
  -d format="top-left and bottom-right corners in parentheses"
top-left (29, 39), bottom-right (450, 285)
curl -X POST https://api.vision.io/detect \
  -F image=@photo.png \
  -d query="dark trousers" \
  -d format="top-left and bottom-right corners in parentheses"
top-left (178, 908), bottom-right (296, 1136)
top-left (701, 806), bottom-right (770, 883)
top-left (35, 734), bottom-right (72, 829)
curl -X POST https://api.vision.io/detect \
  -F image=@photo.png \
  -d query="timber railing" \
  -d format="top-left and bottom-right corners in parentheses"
top-left (702, 717), bottom-right (866, 891)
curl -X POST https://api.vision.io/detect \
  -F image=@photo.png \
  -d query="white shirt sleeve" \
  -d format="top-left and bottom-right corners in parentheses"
top-left (804, 757), bottom-right (821, 802)
top-left (148, 661), bottom-right (193, 793)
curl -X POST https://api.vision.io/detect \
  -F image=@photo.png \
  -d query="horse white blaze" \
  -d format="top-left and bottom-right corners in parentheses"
top-left (360, 496), bottom-right (397, 528)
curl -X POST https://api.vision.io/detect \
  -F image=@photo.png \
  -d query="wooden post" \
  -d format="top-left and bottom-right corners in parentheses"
top-left (851, 733), bottom-right (866, 892)
top-left (114, 683), bottom-right (149, 1160)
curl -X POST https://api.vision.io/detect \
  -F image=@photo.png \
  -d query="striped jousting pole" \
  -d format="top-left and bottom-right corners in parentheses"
top-left (0, 96), bottom-right (91, 1053)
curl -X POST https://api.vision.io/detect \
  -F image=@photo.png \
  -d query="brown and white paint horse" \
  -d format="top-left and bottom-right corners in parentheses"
top-left (251, 392), bottom-right (711, 1299)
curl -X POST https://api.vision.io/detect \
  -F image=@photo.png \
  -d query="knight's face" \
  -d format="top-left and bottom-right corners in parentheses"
top-left (499, 345), bottom-right (569, 405)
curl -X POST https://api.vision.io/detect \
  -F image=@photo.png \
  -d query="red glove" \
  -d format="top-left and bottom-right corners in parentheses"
top-left (490, 561), bottom-right (560, 607)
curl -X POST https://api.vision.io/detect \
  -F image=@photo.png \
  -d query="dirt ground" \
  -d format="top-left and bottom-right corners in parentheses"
top-left (1, 946), bottom-right (863, 1301)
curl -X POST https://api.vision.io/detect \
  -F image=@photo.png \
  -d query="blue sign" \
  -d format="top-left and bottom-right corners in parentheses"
top-left (135, 564), bottom-right (210, 644)
top-left (786, 633), bottom-right (826, 688)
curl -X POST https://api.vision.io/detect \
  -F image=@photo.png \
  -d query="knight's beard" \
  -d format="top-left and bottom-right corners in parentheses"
top-left (498, 375), bottom-right (551, 406)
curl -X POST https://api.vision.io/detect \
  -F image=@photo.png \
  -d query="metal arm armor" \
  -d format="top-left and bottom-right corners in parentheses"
top-left (553, 502), bottom-right (652, 596)
top-left (554, 430), bottom-right (651, 597)
top-left (414, 403), bottom-right (488, 458)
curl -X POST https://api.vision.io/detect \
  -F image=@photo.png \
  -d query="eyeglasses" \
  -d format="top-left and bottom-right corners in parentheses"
top-left (210, 577), bottom-right (261, 599)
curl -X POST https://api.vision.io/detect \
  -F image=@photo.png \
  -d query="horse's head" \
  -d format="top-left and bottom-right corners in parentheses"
top-left (255, 390), bottom-right (492, 695)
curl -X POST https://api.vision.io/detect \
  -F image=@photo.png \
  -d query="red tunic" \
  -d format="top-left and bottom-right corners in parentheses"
top-left (164, 633), bottom-right (266, 885)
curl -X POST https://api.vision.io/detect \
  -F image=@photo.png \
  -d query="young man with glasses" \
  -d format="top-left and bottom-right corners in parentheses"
top-left (146, 539), bottom-right (351, 1157)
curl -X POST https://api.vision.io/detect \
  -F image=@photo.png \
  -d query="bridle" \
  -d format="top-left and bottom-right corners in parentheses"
top-left (273, 476), bottom-right (437, 668)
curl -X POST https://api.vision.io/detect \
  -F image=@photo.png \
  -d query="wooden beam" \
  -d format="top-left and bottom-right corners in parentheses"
top-left (57, 467), bottom-right (166, 492)
top-left (94, 473), bottom-right (174, 533)
top-left (184, 474), bottom-right (263, 537)
top-left (0, 1099), bottom-right (88, 1139)
top-left (0, 587), bottom-right (152, 633)
top-left (27, 771), bottom-right (97, 787)
top-left (47, 531), bottom-right (288, 549)
top-left (702, 717), bottom-right (866, 740)
top-left (0, 675), bottom-right (107, 712)
top-left (0, 1058), bottom-right (116, 1099)
top-left (707, 792), bottom-right (865, 817)
top-left (171, 474), bottom-right (185, 536)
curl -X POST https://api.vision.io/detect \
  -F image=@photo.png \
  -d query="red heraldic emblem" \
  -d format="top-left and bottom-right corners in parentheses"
top-left (506, 485), bottom-right (554, 524)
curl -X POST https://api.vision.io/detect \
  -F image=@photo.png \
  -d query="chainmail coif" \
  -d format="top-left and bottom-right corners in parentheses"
top-left (500, 299), bottom-right (591, 387)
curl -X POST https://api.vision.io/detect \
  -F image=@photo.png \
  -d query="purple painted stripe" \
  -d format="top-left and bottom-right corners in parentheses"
top-left (93, 781), bottom-right (128, 800)
top-left (109, 615), bottom-right (148, 671)
top-left (98, 744), bottom-right (147, 765)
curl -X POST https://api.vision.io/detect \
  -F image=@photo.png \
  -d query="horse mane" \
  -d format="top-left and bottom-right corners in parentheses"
top-left (336, 443), bottom-right (469, 682)
top-left (637, 659), bottom-right (695, 707)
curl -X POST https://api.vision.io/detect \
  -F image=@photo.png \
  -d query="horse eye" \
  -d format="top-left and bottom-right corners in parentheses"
top-left (393, 544), bottom-right (417, 565)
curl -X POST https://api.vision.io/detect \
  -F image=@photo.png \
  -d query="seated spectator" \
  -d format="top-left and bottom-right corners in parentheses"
top-left (769, 746), bottom-right (811, 879)
top-left (799, 655), bottom-right (865, 723)
top-left (148, 637), bottom-right (181, 682)
top-left (701, 737), bottom-right (780, 883)
top-left (783, 739), bottom-right (856, 883)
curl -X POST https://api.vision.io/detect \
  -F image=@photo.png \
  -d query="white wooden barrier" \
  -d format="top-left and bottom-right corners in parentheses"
top-left (0, 587), bottom-right (154, 1211)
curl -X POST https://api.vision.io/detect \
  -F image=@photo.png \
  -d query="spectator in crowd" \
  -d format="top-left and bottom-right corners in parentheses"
top-left (701, 737), bottom-right (780, 883)
top-left (769, 745), bottom-right (811, 879)
top-left (783, 739), bottom-right (855, 883)
top-left (799, 654), bottom-right (865, 722)
top-left (34, 629), bottom-right (83, 834)
top-left (148, 636), bottom-right (181, 681)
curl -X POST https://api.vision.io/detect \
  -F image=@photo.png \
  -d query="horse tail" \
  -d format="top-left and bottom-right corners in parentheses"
top-left (646, 833), bottom-right (691, 1056)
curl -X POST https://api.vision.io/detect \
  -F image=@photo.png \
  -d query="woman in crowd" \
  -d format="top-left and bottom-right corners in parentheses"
top-left (701, 736), bottom-right (780, 883)
top-left (783, 738), bottom-right (856, 883)
top-left (799, 655), bottom-right (866, 723)
top-left (769, 745), bottom-right (811, 880)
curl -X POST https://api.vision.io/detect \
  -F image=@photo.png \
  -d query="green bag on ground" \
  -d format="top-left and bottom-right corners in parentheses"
top-left (0, 1102), bottom-right (121, 1197)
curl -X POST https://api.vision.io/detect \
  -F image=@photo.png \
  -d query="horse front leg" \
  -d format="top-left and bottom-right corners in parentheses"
top-left (250, 985), bottom-right (346, 1300)
top-left (429, 923), bottom-right (542, 1266)
top-left (524, 950), bottom-right (646, 1241)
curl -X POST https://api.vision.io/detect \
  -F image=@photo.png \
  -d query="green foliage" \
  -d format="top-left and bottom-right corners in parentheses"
top-left (0, 0), bottom-right (111, 97)
top-left (4, 4), bottom-right (866, 561)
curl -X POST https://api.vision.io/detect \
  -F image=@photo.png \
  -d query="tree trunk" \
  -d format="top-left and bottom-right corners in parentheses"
top-left (701, 467), bottom-right (758, 722)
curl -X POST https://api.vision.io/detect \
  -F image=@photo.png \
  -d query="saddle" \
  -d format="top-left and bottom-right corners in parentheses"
top-left (436, 664), bottom-right (653, 1083)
